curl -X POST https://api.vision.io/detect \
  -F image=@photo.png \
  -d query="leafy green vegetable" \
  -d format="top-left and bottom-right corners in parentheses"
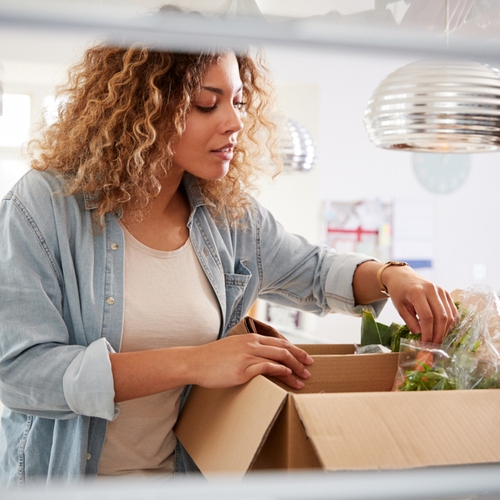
top-left (360, 310), bottom-right (422, 351)
top-left (475, 371), bottom-right (500, 389)
top-left (390, 325), bottom-right (421, 353)
top-left (360, 310), bottom-right (382, 346)
top-left (386, 322), bottom-right (401, 343)
top-left (397, 362), bottom-right (455, 391)
top-left (360, 310), bottom-right (399, 348)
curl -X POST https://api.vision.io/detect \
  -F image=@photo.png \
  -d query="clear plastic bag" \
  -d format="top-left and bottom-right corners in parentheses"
top-left (355, 344), bottom-right (392, 354)
top-left (393, 284), bottom-right (500, 391)
top-left (393, 340), bottom-right (453, 391)
top-left (445, 285), bottom-right (500, 389)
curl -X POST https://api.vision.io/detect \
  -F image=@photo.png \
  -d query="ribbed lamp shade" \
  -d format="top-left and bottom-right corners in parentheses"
top-left (364, 60), bottom-right (500, 153)
top-left (281, 119), bottom-right (316, 172)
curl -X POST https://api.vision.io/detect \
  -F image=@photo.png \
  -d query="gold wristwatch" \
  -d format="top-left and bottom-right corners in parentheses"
top-left (376, 261), bottom-right (408, 297)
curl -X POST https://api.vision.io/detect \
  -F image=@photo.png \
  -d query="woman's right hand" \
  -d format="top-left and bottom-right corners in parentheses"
top-left (191, 334), bottom-right (313, 390)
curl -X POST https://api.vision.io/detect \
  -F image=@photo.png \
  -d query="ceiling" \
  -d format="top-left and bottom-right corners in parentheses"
top-left (0, 0), bottom-right (499, 71)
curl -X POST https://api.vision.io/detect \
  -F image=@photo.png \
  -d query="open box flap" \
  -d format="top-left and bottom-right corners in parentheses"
top-left (175, 374), bottom-right (287, 478)
top-left (293, 390), bottom-right (500, 471)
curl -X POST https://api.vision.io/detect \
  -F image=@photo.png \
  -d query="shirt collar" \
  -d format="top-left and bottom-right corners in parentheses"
top-left (83, 191), bottom-right (99, 211)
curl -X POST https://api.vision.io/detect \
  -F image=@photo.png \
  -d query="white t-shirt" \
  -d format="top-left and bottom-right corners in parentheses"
top-left (98, 224), bottom-right (220, 478)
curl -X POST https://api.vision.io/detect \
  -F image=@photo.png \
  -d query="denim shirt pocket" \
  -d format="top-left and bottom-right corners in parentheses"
top-left (224, 259), bottom-right (252, 332)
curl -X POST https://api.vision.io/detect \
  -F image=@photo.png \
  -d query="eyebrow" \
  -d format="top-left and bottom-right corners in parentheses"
top-left (201, 84), bottom-right (243, 96)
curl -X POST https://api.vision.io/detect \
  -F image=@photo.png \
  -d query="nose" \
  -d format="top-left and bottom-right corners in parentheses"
top-left (219, 104), bottom-right (244, 135)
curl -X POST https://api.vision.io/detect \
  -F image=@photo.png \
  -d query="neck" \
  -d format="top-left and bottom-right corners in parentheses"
top-left (150, 171), bottom-right (185, 219)
top-left (122, 169), bottom-right (187, 226)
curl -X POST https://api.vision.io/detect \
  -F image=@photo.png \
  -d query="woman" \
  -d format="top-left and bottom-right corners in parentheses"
top-left (0, 42), bottom-right (457, 486)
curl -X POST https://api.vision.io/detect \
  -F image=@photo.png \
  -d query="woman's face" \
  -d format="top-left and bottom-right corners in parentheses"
top-left (171, 53), bottom-right (245, 180)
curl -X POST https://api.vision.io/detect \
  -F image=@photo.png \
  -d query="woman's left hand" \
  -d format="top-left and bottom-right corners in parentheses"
top-left (381, 264), bottom-right (459, 344)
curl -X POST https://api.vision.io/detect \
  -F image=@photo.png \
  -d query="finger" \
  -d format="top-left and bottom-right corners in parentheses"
top-left (284, 342), bottom-right (314, 366)
top-left (275, 373), bottom-right (306, 390)
top-left (427, 292), bottom-right (451, 344)
top-left (418, 303), bottom-right (435, 344)
top-left (244, 359), bottom-right (306, 390)
top-left (396, 297), bottom-right (421, 336)
top-left (255, 336), bottom-right (314, 366)
top-left (447, 291), bottom-right (460, 322)
top-left (399, 295), bottom-right (434, 342)
top-left (439, 289), bottom-right (457, 334)
top-left (399, 309), bottom-right (421, 337)
top-left (439, 289), bottom-right (453, 323)
top-left (251, 344), bottom-right (311, 379)
top-left (404, 284), bottom-right (449, 343)
top-left (244, 361), bottom-right (292, 381)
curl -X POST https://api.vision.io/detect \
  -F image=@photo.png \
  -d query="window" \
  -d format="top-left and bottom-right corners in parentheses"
top-left (0, 94), bottom-right (31, 147)
top-left (0, 93), bottom-right (32, 198)
top-left (0, 159), bottom-right (29, 199)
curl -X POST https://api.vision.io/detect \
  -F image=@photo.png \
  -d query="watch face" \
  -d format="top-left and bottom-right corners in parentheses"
top-left (413, 153), bottom-right (470, 194)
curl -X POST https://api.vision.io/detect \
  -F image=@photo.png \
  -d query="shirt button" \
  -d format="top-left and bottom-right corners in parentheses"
top-left (110, 243), bottom-right (118, 250)
top-left (87, 453), bottom-right (91, 460)
top-left (107, 297), bottom-right (115, 305)
top-left (202, 247), bottom-right (208, 257)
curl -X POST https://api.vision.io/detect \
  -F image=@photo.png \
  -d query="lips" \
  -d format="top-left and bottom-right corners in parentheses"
top-left (211, 143), bottom-right (235, 161)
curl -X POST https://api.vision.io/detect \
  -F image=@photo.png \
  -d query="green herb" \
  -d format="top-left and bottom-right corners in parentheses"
top-left (390, 325), bottom-right (421, 353)
top-left (470, 340), bottom-right (481, 353)
top-left (475, 371), bottom-right (500, 389)
top-left (397, 363), bottom-right (455, 391)
top-left (459, 330), bottom-right (471, 347)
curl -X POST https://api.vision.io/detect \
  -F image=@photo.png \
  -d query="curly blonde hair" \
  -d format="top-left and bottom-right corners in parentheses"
top-left (29, 43), bottom-right (281, 226)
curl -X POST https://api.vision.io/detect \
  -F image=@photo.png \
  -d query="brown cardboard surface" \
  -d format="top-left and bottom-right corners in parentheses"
top-left (251, 395), bottom-right (322, 471)
top-left (174, 374), bottom-right (286, 477)
top-left (269, 352), bottom-right (398, 394)
top-left (298, 344), bottom-right (356, 355)
top-left (175, 333), bottom-right (500, 478)
top-left (293, 390), bottom-right (500, 470)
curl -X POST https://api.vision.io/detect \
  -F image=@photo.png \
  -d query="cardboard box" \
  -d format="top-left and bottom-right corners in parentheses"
top-left (174, 319), bottom-right (500, 479)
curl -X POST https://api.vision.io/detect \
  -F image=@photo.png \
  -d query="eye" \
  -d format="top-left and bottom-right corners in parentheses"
top-left (195, 105), bottom-right (217, 114)
top-left (234, 101), bottom-right (247, 111)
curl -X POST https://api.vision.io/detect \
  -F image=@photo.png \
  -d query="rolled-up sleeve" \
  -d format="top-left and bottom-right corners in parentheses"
top-left (324, 251), bottom-right (386, 317)
top-left (255, 200), bottom-right (387, 318)
top-left (63, 338), bottom-right (118, 421)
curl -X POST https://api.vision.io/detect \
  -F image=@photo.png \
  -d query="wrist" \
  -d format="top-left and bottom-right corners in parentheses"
top-left (377, 261), bottom-right (409, 296)
top-left (174, 345), bottom-right (203, 387)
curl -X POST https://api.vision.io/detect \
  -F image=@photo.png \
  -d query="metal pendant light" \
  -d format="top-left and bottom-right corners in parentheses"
top-left (364, 0), bottom-right (500, 154)
top-left (280, 119), bottom-right (316, 172)
top-left (364, 59), bottom-right (500, 153)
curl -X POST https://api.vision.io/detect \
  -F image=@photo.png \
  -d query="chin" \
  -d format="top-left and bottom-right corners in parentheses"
top-left (204, 164), bottom-right (230, 181)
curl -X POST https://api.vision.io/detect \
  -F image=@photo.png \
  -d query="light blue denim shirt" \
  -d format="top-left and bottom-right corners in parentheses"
top-left (0, 169), bottom-right (385, 487)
